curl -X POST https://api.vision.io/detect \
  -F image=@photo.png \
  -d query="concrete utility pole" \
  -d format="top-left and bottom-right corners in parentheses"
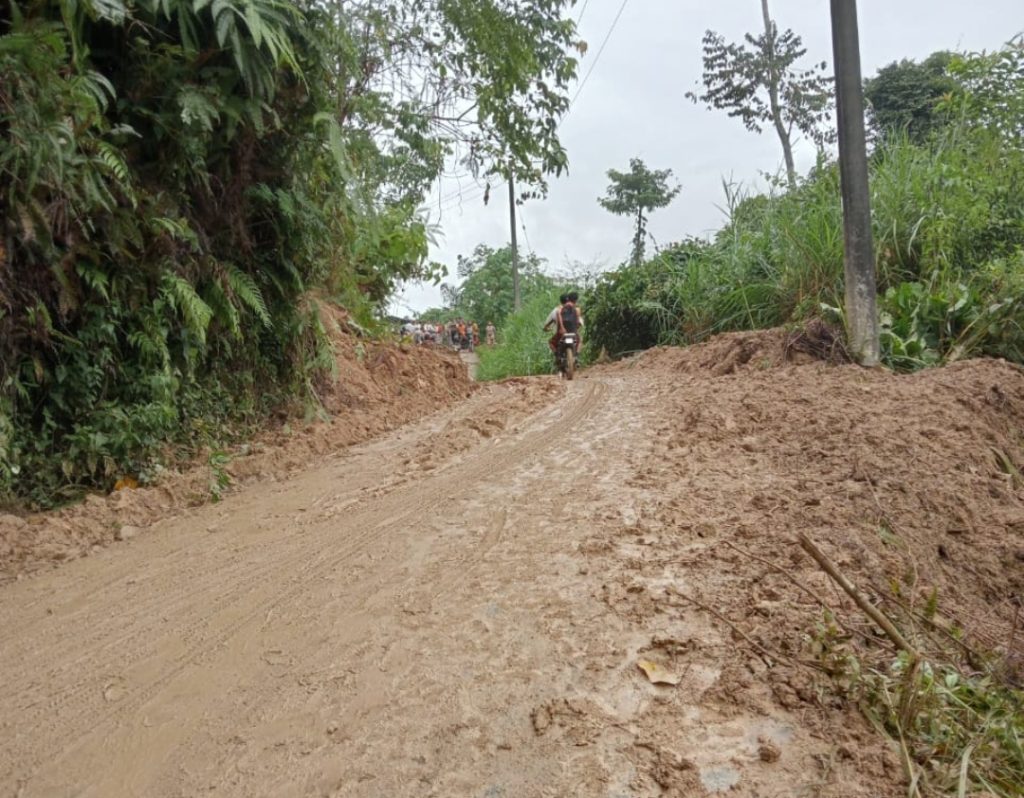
top-left (508, 173), bottom-right (521, 312)
top-left (830, 0), bottom-right (879, 366)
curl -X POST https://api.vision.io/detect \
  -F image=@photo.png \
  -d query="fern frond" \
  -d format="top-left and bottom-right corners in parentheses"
top-left (177, 86), bottom-right (220, 131)
top-left (225, 264), bottom-right (271, 327)
top-left (75, 261), bottom-right (110, 301)
top-left (160, 273), bottom-right (212, 344)
top-left (96, 140), bottom-right (131, 183)
top-left (204, 279), bottom-right (241, 337)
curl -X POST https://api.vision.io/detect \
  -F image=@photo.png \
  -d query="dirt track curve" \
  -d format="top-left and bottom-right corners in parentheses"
top-left (3, 333), bottom-right (1024, 797)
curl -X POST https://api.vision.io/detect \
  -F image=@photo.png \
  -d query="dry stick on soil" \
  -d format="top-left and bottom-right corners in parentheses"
top-left (798, 533), bottom-right (920, 662)
top-left (722, 539), bottom-right (883, 648)
top-left (668, 587), bottom-right (826, 673)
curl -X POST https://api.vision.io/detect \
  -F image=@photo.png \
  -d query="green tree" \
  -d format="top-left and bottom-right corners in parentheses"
top-left (441, 244), bottom-right (553, 327)
top-left (598, 158), bottom-right (680, 267)
top-left (686, 0), bottom-right (833, 189)
top-left (944, 38), bottom-right (1024, 145)
top-left (863, 52), bottom-right (957, 142)
top-left (335, 0), bottom-right (584, 196)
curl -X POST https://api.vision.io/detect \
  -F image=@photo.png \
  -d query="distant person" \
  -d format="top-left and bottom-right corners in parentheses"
top-left (471, 322), bottom-right (480, 347)
top-left (486, 321), bottom-right (496, 346)
top-left (543, 294), bottom-right (570, 352)
top-left (558, 293), bottom-right (582, 353)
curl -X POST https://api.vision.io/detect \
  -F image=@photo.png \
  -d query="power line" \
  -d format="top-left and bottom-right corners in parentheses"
top-left (569, 0), bottom-right (630, 109)
top-left (576, 0), bottom-right (591, 24)
top-left (520, 206), bottom-right (534, 255)
top-left (437, 185), bottom-right (488, 214)
top-left (437, 178), bottom-right (485, 205)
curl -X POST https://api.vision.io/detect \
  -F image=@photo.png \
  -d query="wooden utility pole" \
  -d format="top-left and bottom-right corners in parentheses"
top-left (830, 0), bottom-right (879, 366)
top-left (508, 174), bottom-right (521, 311)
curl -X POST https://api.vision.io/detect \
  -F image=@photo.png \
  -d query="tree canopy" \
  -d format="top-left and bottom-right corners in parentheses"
top-left (863, 52), bottom-right (957, 142)
top-left (438, 244), bottom-right (554, 327)
top-left (686, 0), bottom-right (833, 189)
top-left (598, 158), bottom-right (680, 267)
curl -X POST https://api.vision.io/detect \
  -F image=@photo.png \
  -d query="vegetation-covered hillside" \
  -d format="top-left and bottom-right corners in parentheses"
top-left (0, 0), bottom-right (583, 507)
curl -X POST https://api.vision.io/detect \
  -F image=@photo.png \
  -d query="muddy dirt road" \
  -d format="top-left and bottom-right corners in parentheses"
top-left (3, 333), bottom-right (1023, 797)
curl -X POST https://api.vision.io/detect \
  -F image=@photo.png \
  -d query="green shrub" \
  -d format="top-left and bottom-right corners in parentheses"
top-left (477, 289), bottom-right (568, 381)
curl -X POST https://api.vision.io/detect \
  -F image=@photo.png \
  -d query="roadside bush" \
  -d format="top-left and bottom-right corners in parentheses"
top-left (477, 289), bottom-right (567, 381)
top-left (0, 2), bottom-right (440, 507)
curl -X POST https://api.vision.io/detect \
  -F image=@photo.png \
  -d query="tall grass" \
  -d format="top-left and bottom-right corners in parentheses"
top-left (476, 289), bottom-right (565, 381)
top-left (584, 120), bottom-right (1024, 370)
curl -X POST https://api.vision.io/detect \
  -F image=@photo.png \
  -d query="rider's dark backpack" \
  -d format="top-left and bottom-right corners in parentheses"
top-left (560, 303), bottom-right (579, 333)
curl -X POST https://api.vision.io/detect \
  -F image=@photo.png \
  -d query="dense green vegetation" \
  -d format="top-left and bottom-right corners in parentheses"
top-left (476, 287), bottom-right (570, 380)
top-left (421, 244), bottom-right (555, 329)
top-left (0, 0), bottom-right (583, 507)
top-left (585, 42), bottom-right (1024, 370)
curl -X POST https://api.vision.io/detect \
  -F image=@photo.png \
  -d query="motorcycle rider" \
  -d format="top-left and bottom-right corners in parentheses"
top-left (543, 292), bottom-right (583, 372)
top-left (559, 293), bottom-right (582, 352)
top-left (543, 294), bottom-right (570, 353)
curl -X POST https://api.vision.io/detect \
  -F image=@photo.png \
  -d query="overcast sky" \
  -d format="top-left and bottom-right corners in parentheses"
top-left (390, 0), bottom-right (1023, 316)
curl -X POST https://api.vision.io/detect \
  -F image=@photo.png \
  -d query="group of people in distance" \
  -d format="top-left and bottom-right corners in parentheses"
top-left (399, 290), bottom-right (583, 366)
top-left (400, 319), bottom-right (497, 350)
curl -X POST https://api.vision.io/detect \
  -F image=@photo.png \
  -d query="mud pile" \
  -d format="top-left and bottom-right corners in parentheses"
top-left (587, 331), bottom-right (1024, 746)
top-left (0, 315), bottom-right (475, 578)
top-left (609, 323), bottom-right (850, 377)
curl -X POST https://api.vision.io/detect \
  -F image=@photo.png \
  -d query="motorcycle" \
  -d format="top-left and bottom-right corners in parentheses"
top-left (555, 332), bottom-right (577, 380)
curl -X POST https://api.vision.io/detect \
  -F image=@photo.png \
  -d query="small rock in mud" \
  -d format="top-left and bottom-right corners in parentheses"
top-left (530, 705), bottom-right (552, 735)
top-left (0, 514), bottom-right (27, 530)
top-left (758, 739), bottom-right (781, 763)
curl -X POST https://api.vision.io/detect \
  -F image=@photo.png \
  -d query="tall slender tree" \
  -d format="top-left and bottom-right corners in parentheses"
top-left (686, 0), bottom-right (833, 189)
top-left (598, 159), bottom-right (680, 267)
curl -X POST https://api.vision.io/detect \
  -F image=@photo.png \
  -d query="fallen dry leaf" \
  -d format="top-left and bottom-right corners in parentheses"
top-left (637, 659), bottom-right (680, 686)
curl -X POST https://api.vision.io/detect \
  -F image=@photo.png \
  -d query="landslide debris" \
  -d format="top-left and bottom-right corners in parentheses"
top-left (0, 320), bottom-right (476, 579)
top-left (583, 328), bottom-right (1024, 794)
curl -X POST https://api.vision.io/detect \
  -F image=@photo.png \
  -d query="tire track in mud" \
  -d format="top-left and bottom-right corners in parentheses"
top-left (413, 508), bottom-right (508, 610)
top-left (0, 380), bottom-right (610, 789)
top-left (1, 406), bottom-right (462, 645)
top-left (0, 385), bottom-right (513, 642)
top-left (0, 385), bottom-right (558, 682)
